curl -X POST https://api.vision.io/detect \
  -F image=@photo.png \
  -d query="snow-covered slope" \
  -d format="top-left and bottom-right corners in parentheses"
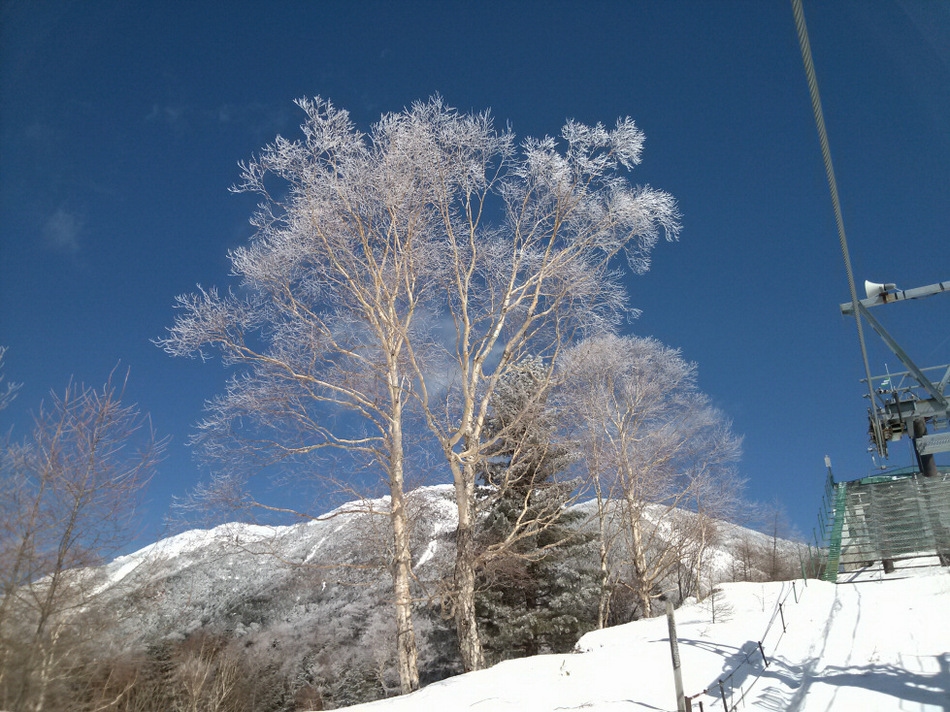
top-left (339, 563), bottom-right (950, 711)
top-left (78, 485), bottom-right (805, 708)
top-left (95, 485), bottom-right (460, 635)
top-left (94, 486), bottom-right (792, 650)
top-left (78, 486), bottom-right (467, 707)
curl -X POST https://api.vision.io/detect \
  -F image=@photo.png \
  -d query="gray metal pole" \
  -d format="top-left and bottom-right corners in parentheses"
top-left (666, 597), bottom-right (686, 712)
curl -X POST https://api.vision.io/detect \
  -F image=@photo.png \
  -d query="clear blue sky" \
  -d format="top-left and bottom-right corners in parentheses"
top-left (2, 1), bottom-right (948, 548)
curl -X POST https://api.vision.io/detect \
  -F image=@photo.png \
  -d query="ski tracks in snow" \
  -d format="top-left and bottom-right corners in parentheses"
top-left (756, 572), bottom-right (950, 711)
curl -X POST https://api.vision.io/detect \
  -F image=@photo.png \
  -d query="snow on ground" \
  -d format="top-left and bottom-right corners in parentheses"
top-left (341, 561), bottom-right (950, 712)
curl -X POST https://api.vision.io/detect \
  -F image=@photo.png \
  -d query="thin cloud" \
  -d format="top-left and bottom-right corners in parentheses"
top-left (145, 101), bottom-right (291, 141)
top-left (214, 102), bottom-right (292, 140)
top-left (42, 206), bottom-right (83, 253)
top-left (145, 103), bottom-right (190, 132)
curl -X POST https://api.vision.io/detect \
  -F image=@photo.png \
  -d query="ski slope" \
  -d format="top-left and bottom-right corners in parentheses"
top-left (341, 562), bottom-right (950, 711)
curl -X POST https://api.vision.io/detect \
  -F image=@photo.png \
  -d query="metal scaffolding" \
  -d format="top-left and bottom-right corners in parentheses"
top-left (820, 466), bottom-right (950, 581)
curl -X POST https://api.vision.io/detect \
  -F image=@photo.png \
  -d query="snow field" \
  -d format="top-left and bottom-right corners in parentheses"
top-left (340, 566), bottom-right (950, 712)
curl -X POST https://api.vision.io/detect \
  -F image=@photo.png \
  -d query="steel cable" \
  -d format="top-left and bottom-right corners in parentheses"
top-left (791, 0), bottom-right (885, 454)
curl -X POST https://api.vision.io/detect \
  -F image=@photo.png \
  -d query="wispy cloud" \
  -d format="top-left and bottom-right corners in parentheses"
top-left (146, 103), bottom-right (190, 132)
top-left (214, 102), bottom-right (292, 140)
top-left (23, 121), bottom-right (60, 146)
top-left (145, 101), bottom-right (291, 141)
top-left (42, 206), bottom-right (83, 253)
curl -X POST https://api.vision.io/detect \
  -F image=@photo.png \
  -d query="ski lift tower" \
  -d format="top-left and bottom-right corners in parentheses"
top-left (816, 279), bottom-right (950, 580)
top-left (840, 279), bottom-right (950, 474)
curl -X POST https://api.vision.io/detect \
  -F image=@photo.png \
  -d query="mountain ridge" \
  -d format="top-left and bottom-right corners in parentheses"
top-left (72, 485), bottom-right (803, 709)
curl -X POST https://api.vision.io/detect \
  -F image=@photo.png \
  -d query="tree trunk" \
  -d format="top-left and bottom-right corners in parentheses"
top-left (632, 537), bottom-right (653, 618)
top-left (388, 393), bottom-right (419, 694)
top-left (627, 494), bottom-right (653, 618)
top-left (390, 484), bottom-right (419, 694)
top-left (692, 514), bottom-right (708, 600)
top-left (453, 464), bottom-right (485, 672)
top-left (595, 487), bottom-right (611, 629)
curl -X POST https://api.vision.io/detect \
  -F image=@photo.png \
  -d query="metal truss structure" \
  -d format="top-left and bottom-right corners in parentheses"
top-left (840, 280), bottom-right (950, 463)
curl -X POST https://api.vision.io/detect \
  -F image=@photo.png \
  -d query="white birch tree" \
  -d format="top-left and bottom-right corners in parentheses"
top-left (559, 334), bottom-right (741, 619)
top-left (160, 97), bottom-right (680, 676)
top-left (0, 347), bottom-right (21, 412)
top-left (158, 97), bottom-right (512, 692)
top-left (403, 118), bottom-right (681, 669)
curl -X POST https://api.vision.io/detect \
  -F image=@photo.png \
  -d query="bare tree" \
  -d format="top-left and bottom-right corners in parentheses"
top-left (0, 372), bottom-right (163, 712)
top-left (160, 97), bottom-right (680, 677)
top-left (169, 633), bottom-right (249, 712)
top-left (158, 97), bottom-right (508, 692)
top-left (402, 115), bottom-right (681, 670)
top-left (559, 334), bottom-right (741, 619)
top-left (745, 500), bottom-right (803, 582)
top-left (0, 347), bottom-right (22, 412)
top-left (675, 430), bottom-right (745, 602)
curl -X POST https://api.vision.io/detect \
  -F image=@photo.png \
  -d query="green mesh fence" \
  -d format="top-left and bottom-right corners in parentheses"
top-left (819, 466), bottom-right (950, 580)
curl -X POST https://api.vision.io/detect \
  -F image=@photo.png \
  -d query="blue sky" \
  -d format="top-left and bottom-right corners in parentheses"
top-left (2, 1), bottom-right (948, 548)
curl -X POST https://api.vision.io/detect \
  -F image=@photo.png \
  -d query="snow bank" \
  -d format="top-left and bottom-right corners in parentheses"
top-left (340, 565), bottom-right (950, 711)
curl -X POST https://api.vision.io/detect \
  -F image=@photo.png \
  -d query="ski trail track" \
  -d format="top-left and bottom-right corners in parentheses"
top-left (756, 571), bottom-right (950, 711)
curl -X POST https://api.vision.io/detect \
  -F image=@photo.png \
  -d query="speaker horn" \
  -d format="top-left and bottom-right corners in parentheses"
top-left (865, 280), bottom-right (897, 300)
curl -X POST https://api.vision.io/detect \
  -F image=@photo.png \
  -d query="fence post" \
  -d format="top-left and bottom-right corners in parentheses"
top-left (666, 596), bottom-right (687, 712)
top-left (718, 680), bottom-right (728, 710)
top-left (778, 602), bottom-right (786, 634)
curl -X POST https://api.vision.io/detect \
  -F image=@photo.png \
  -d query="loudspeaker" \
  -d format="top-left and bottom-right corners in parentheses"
top-left (865, 280), bottom-right (897, 300)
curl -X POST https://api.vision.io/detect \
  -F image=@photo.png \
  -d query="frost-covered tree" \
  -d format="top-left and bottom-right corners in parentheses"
top-left (476, 357), bottom-right (576, 558)
top-left (478, 357), bottom-right (567, 491)
top-left (161, 96), bottom-right (680, 676)
top-left (472, 358), bottom-right (597, 662)
top-left (559, 334), bottom-right (742, 619)
top-left (158, 97), bottom-right (485, 693)
top-left (404, 111), bottom-right (681, 670)
top-left (0, 347), bottom-right (21, 412)
top-left (0, 372), bottom-right (162, 711)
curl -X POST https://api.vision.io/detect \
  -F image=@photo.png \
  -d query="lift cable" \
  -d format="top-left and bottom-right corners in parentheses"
top-left (791, 0), bottom-right (886, 454)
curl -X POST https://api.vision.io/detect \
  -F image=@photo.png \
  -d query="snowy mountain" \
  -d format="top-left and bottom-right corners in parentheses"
top-left (79, 486), bottom-right (804, 710)
top-left (338, 561), bottom-right (950, 711)
top-left (86, 486), bottom-right (463, 707)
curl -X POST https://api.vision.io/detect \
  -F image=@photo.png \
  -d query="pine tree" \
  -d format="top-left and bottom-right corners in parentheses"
top-left (474, 359), bottom-right (599, 663)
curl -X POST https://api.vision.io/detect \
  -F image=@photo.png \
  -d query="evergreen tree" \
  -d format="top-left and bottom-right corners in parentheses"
top-left (474, 359), bottom-right (599, 662)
